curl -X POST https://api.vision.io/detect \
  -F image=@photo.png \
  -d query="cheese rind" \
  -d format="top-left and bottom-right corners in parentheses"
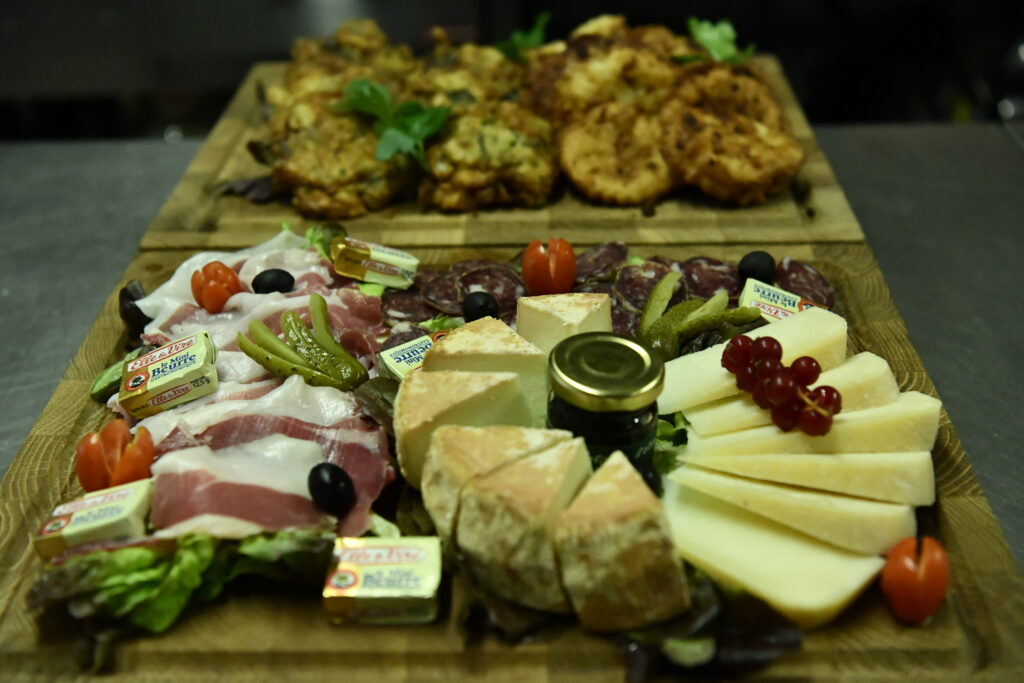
top-left (555, 452), bottom-right (689, 631)
top-left (671, 466), bottom-right (915, 555)
top-left (516, 293), bottom-right (613, 355)
top-left (680, 451), bottom-right (935, 505)
top-left (456, 437), bottom-right (592, 613)
top-left (685, 352), bottom-right (900, 436)
top-left (422, 316), bottom-right (548, 426)
top-left (658, 307), bottom-right (848, 414)
top-left (663, 479), bottom-right (885, 628)
top-left (685, 391), bottom-right (941, 457)
top-left (421, 425), bottom-right (573, 542)
top-left (393, 370), bottom-right (532, 488)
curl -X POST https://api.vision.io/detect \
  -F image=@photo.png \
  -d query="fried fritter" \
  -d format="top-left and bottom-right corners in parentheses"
top-left (418, 102), bottom-right (557, 211)
top-left (674, 63), bottom-right (785, 131)
top-left (559, 102), bottom-right (673, 205)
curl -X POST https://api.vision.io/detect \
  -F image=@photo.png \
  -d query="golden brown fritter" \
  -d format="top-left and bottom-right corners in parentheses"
top-left (559, 101), bottom-right (673, 206)
top-left (674, 63), bottom-right (785, 131)
top-left (418, 102), bottom-right (557, 211)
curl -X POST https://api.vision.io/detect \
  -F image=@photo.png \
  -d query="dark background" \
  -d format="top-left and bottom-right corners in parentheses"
top-left (2, 0), bottom-right (1023, 140)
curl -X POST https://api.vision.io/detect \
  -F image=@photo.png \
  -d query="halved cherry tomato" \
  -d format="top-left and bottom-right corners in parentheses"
top-left (74, 422), bottom-right (155, 492)
top-left (191, 261), bottom-right (243, 314)
top-left (521, 238), bottom-right (576, 296)
top-left (880, 536), bottom-right (951, 625)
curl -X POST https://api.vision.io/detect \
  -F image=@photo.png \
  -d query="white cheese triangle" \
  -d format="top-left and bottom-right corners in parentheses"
top-left (663, 479), bottom-right (885, 629)
top-left (671, 465), bottom-right (915, 555)
top-left (680, 451), bottom-right (935, 505)
top-left (516, 293), bottom-right (613, 354)
top-left (555, 452), bottom-right (689, 631)
top-left (456, 437), bottom-right (592, 613)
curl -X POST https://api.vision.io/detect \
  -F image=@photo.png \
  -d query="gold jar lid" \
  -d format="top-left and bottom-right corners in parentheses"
top-left (549, 333), bottom-right (664, 412)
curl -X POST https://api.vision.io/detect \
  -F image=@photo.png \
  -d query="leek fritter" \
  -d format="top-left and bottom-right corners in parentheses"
top-left (675, 63), bottom-right (785, 131)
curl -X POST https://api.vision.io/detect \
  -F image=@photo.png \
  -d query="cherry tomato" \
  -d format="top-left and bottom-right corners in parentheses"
top-left (880, 536), bottom-right (951, 625)
top-left (522, 238), bottom-right (576, 296)
top-left (191, 261), bottom-right (243, 314)
top-left (75, 422), bottom-right (155, 491)
top-left (74, 433), bottom-right (107, 493)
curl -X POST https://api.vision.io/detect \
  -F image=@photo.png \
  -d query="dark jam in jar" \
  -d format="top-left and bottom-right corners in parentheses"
top-left (547, 333), bottom-right (664, 491)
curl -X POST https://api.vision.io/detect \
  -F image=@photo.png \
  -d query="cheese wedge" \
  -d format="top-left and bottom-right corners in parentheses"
top-left (685, 352), bottom-right (900, 437)
top-left (516, 293), bottom-right (613, 354)
top-left (685, 391), bottom-right (941, 457)
top-left (393, 370), bottom-right (532, 488)
top-left (663, 479), bottom-right (885, 628)
top-left (422, 316), bottom-right (548, 426)
top-left (658, 306), bottom-right (848, 414)
top-left (555, 452), bottom-right (689, 631)
top-left (456, 437), bottom-right (592, 613)
top-left (680, 452), bottom-right (935, 505)
top-left (671, 466), bottom-right (915, 555)
top-left (421, 425), bottom-right (573, 542)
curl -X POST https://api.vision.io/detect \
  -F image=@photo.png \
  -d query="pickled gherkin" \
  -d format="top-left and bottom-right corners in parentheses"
top-left (638, 271), bottom-right (682, 336)
top-left (640, 290), bottom-right (761, 361)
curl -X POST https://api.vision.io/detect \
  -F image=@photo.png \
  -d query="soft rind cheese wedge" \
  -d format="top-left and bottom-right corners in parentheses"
top-left (685, 352), bottom-right (900, 437)
top-left (421, 425), bottom-right (573, 543)
top-left (422, 316), bottom-right (548, 426)
top-left (393, 370), bottom-right (532, 488)
top-left (680, 451), bottom-right (935, 505)
top-left (685, 391), bottom-right (942, 457)
top-left (663, 479), bottom-right (885, 628)
top-left (658, 307), bottom-right (848, 414)
top-left (671, 466), bottom-right (915, 555)
top-left (555, 452), bottom-right (689, 631)
top-left (516, 293), bottom-right (613, 355)
top-left (456, 437), bottom-right (592, 613)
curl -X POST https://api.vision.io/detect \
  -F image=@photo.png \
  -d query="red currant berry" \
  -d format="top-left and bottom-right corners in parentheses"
top-left (750, 336), bottom-right (783, 363)
top-left (765, 368), bottom-right (797, 406)
top-left (755, 358), bottom-right (783, 380)
top-left (811, 385), bottom-right (843, 414)
top-left (799, 407), bottom-right (833, 436)
top-left (751, 382), bottom-right (773, 409)
top-left (735, 364), bottom-right (758, 392)
top-left (722, 335), bottom-right (753, 373)
top-left (791, 356), bottom-right (821, 387)
top-left (771, 400), bottom-right (802, 431)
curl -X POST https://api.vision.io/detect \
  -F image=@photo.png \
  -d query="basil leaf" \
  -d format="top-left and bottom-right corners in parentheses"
top-left (495, 12), bottom-right (551, 62)
top-left (342, 79), bottom-right (394, 122)
top-left (687, 17), bottom-right (755, 65)
top-left (376, 127), bottom-right (417, 161)
top-left (402, 106), bottom-right (451, 140)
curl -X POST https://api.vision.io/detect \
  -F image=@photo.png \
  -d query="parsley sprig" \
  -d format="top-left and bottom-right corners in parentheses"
top-left (494, 12), bottom-right (551, 62)
top-left (673, 17), bottom-right (755, 66)
top-left (338, 79), bottom-right (450, 168)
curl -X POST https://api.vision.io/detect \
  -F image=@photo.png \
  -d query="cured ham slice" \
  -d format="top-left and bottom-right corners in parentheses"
top-left (150, 435), bottom-right (335, 534)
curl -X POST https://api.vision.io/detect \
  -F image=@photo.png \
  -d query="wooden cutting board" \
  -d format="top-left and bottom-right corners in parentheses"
top-left (1, 243), bottom-right (1021, 681)
top-left (139, 58), bottom-right (864, 251)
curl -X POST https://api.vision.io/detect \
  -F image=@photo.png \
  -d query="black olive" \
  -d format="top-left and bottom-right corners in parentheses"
top-left (118, 280), bottom-right (152, 339)
top-left (462, 291), bottom-right (499, 322)
top-left (252, 268), bottom-right (295, 294)
top-left (738, 251), bottom-right (776, 286)
top-left (308, 462), bottom-right (356, 518)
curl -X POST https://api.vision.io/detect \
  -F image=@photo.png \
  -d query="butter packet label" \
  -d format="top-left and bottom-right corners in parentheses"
top-left (331, 237), bottom-right (418, 290)
top-left (34, 479), bottom-right (152, 561)
top-left (378, 335), bottom-right (434, 381)
top-left (324, 536), bottom-right (441, 625)
top-left (119, 331), bottom-right (218, 419)
top-left (739, 278), bottom-right (823, 321)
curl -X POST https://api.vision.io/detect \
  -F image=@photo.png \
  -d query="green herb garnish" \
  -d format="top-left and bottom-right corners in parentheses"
top-left (494, 12), bottom-right (551, 62)
top-left (672, 17), bottom-right (755, 65)
top-left (338, 79), bottom-right (451, 168)
top-left (301, 223), bottom-right (344, 260)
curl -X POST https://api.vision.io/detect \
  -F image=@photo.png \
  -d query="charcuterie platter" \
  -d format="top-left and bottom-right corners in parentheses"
top-left (1, 238), bottom-right (1022, 681)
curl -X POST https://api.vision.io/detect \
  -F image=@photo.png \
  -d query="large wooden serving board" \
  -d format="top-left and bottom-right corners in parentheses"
top-left (1, 243), bottom-right (1021, 681)
top-left (139, 59), bottom-right (864, 251)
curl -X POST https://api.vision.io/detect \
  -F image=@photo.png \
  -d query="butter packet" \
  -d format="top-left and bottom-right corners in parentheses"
top-left (34, 479), bottom-right (152, 561)
top-left (119, 331), bottom-right (218, 419)
top-left (324, 536), bottom-right (442, 625)
top-left (377, 335), bottom-right (434, 381)
top-left (330, 237), bottom-right (418, 290)
top-left (739, 278), bottom-right (823, 321)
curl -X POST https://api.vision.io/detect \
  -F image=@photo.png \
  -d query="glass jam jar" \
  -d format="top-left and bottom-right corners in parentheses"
top-left (547, 332), bottom-right (664, 489)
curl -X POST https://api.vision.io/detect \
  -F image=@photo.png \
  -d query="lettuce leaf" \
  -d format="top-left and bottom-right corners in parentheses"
top-left (420, 315), bottom-right (464, 332)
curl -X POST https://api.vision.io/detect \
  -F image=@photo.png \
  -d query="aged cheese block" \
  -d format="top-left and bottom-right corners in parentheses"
top-left (663, 479), bottom-right (885, 628)
top-left (685, 391), bottom-right (942, 457)
top-left (680, 451), bottom-right (935, 505)
top-left (671, 466), bottom-right (915, 555)
top-left (422, 316), bottom-right (548, 426)
top-left (456, 437), bottom-right (592, 613)
top-left (685, 351), bottom-right (900, 436)
top-left (393, 370), bottom-right (532, 488)
top-left (658, 306), bottom-right (848, 414)
top-left (421, 425), bottom-right (572, 542)
top-left (554, 452), bottom-right (689, 631)
top-left (516, 293), bottom-right (613, 354)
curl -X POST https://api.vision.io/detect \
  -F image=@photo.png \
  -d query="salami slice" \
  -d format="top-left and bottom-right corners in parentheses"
top-left (381, 290), bottom-right (438, 323)
top-left (573, 281), bottom-right (614, 296)
top-left (381, 324), bottom-right (431, 351)
top-left (422, 272), bottom-right (465, 316)
top-left (414, 269), bottom-right (443, 289)
top-left (613, 261), bottom-right (671, 312)
top-left (681, 257), bottom-right (740, 299)
top-left (776, 257), bottom-right (836, 308)
top-left (458, 266), bottom-right (526, 314)
top-left (450, 258), bottom-right (503, 276)
top-left (575, 242), bottom-right (628, 283)
top-left (612, 307), bottom-right (639, 337)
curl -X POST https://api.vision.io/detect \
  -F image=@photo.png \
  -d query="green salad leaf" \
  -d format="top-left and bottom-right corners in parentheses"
top-left (300, 223), bottom-right (345, 260)
top-left (494, 12), bottom-right (551, 62)
top-left (357, 282), bottom-right (387, 297)
top-left (420, 315), bottom-right (465, 332)
top-left (685, 17), bottom-right (755, 65)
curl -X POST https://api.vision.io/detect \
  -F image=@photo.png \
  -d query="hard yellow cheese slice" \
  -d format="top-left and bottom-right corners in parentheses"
top-left (663, 478), bottom-right (885, 629)
top-left (671, 465), bottom-right (915, 555)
